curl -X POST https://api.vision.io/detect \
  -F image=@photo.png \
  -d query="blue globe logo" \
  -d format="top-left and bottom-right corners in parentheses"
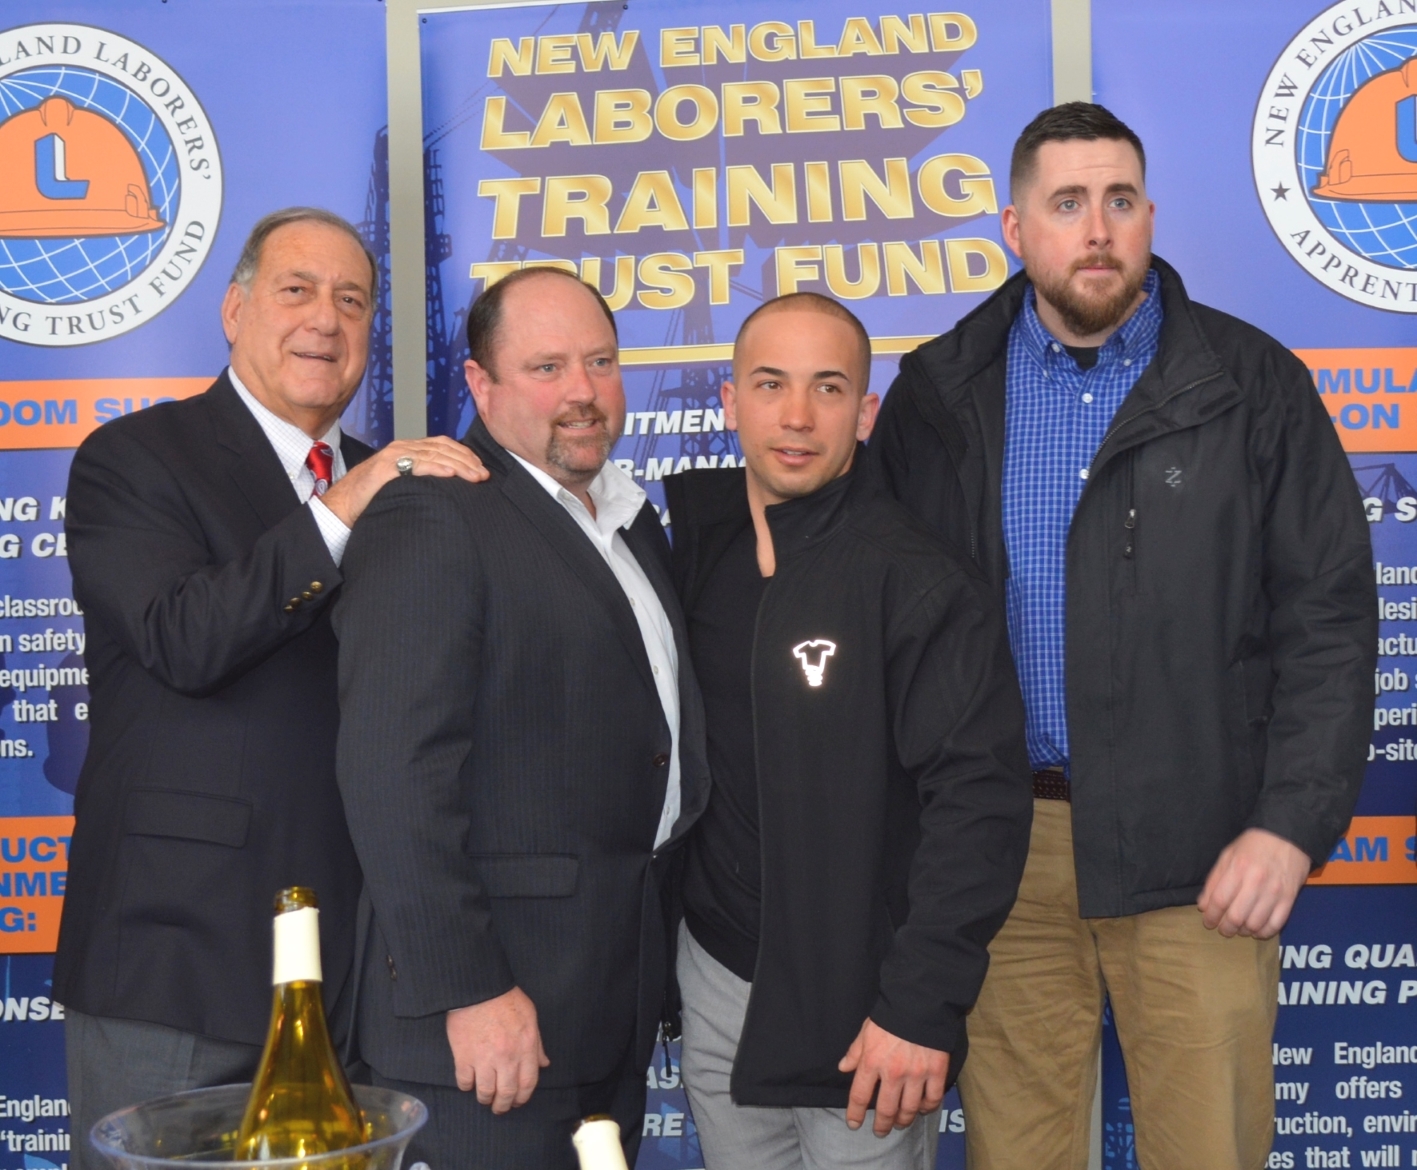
top-left (0, 66), bottom-right (178, 304)
top-left (1296, 26), bottom-right (1417, 272)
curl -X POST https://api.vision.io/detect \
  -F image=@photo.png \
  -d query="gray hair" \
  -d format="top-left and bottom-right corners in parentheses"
top-left (230, 206), bottom-right (377, 297)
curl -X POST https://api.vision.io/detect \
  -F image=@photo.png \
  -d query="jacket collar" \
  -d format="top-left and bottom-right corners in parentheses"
top-left (763, 455), bottom-right (865, 565)
top-left (207, 371), bottom-right (306, 530)
top-left (910, 255), bottom-right (1240, 463)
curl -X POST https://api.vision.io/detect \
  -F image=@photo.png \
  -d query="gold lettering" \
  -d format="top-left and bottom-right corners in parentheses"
top-left (481, 96), bottom-right (531, 150)
top-left (722, 81), bottom-right (782, 136)
top-left (581, 255), bottom-right (635, 311)
top-left (825, 243), bottom-right (881, 299)
top-left (840, 158), bottom-right (913, 220)
top-left (728, 163), bottom-right (798, 226)
top-left (842, 75), bottom-right (903, 130)
top-left (797, 20), bottom-right (837, 58)
top-left (530, 92), bottom-right (592, 147)
top-left (660, 27), bottom-right (699, 67)
top-left (655, 84), bottom-right (718, 141)
top-left (837, 17), bottom-right (885, 56)
top-left (785, 77), bottom-right (839, 132)
top-left (902, 72), bottom-right (965, 128)
top-left (576, 30), bottom-right (638, 70)
top-left (775, 245), bottom-right (822, 294)
top-left (748, 21), bottom-right (796, 62)
top-left (524, 258), bottom-right (578, 274)
top-left (693, 249), bottom-right (744, 304)
top-left (880, 14), bottom-right (929, 53)
top-left (918, 154), bottom-right (997, 217)
top-left (616, 171), bottom-right (690, 233)
top-left (693, 168), bottom-right (718, 229)
top-left (488, 37), bottom-right (533, 77)
top-left (703, 24), bottom-right (747, 64)
top-left (805, 161), bottom-right (832, 222)
top-left (594, 89), bottom-right (653, 144)
top-left (945, 238), bottom-right (1007, 293)
top-left (929, 13), bottom-right (978, 52)
top-left (477, 177), bottom-right (540, 238)
top-left (537, 34), bottom-right (577, 74)
top-left (884, 240), bottom-right (946, 295)
top-left (542, 174), bottom-right (613, 236)
top-left (638, 252), bottom-right (695, 309)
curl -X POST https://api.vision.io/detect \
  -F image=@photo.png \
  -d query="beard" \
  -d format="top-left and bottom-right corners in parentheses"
top-left (1031, 251), bottom-right (1150, 338)
top-left (546, 403), bottom-right (616, 480)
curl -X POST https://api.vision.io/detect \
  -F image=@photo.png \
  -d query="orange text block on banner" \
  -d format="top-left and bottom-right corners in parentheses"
top-left (1307, 816), bottom-right (1417, 886)
top-left (0, 378), bottom-right (210, 451)
top-left (0, 815), bottom-right (74, 953)
top-left (1293, 348), bottom-right (1417, 453)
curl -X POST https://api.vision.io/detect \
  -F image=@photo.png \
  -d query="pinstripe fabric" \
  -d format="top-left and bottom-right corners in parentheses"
top-left (1001, 271), bottom-right (1161, 769)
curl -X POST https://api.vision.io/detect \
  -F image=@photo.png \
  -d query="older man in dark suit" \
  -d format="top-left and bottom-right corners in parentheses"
top-left (333, 267), bottom-right (709, 1169)
top-left (54, 207), bottom-right (486, 1170)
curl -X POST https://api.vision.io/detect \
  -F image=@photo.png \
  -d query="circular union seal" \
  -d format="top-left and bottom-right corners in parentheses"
top-left (0, 23), bottom-right (222, 346)
top-left (1252, 2), bottom-right (1417, 313)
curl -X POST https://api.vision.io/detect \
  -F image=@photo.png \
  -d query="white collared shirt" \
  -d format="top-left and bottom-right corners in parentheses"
top-left (510, 453), bottom-right (681, 850)
top-left (228, 366), bottom-right (352, 564)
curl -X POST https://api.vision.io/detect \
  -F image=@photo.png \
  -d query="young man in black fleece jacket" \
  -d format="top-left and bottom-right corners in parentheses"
top-left (663, 293), bottom-right (1032, 1169)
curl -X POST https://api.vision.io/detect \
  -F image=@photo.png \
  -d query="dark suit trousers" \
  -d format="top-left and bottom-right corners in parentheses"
top-left (371, 1040), bottom-right (647, 1170)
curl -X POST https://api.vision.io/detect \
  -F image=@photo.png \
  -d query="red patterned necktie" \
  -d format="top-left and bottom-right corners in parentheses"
top-left (305, 441), bottom-right (334, 498)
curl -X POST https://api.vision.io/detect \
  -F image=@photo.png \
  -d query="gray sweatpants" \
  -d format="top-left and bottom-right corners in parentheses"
top-left (677, 927), bottom-right (941, 1170)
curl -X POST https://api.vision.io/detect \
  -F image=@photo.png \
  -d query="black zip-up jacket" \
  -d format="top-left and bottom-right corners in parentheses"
top-left (665, 464), bottom-right (1032, 1107)
top-left (869, 256), bottom-right (1377, 918)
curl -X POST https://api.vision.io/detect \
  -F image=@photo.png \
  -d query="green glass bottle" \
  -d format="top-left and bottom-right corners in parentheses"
top-left (236, 888), bottom-right (366, 1162)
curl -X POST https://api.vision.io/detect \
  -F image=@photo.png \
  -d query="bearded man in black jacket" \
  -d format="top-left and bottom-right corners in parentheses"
top-left (664, 293), bottom-right (1032, 1170)
top-left (870, 104), bottom-right (1376, 1170)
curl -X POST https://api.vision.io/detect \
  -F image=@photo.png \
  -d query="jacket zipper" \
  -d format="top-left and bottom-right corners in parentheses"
top-left (1089, 371), bottom-right (1223, 480)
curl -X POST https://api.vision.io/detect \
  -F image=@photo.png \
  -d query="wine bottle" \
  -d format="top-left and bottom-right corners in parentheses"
top-left (236, 887), bottom-right (366, 1161)
top-left (572, 1116), bottom-right (630, 1170)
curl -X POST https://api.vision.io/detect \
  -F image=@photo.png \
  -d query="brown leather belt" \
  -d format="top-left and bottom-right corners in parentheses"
top-left (1032, 768), bottom-right (1070, 801)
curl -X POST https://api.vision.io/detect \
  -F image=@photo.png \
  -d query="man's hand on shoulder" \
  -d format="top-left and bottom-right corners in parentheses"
top-left (445, 986), bottom-right (550, 1114)
top-left (838, 1017), bottom-right (949, 1137)
top-left (1198, 827), bottom-right (1313, 939)
top-left (321, 437), bottom-right (489, 527)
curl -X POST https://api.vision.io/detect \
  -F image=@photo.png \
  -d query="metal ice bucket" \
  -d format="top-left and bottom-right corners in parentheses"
top-left (90, 1084), bottom-right (426, 1170)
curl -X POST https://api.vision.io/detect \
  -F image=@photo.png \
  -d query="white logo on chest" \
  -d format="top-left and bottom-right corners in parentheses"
top-left (793, 640), bottom-right (837, 687)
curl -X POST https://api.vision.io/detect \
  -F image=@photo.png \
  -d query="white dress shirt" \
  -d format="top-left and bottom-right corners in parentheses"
top-left (228, 366), bottom-right (353, 564)
top-left (510, 452), bottom-right (682, 850)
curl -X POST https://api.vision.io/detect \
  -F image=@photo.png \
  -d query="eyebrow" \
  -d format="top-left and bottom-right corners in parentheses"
top-left (748, 365), bottom-right (853, 382)
top-left (1049, 181), bottom-right (1140, 200)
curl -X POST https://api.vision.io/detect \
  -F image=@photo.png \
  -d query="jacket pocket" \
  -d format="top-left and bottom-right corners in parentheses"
top-left (470, 854), bottom-right (579, 897)
top-left (124, 788), bottom-right (251, 848)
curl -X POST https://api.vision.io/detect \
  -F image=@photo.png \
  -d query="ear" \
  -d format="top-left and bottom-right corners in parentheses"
top-left (721, 378), bottom-right (739, 432)
top-left (1000, 204), bottom-right (1024, 260)
top-left (220, 283), bottom-right (244, 346)
top-left (856, 392), bottom-right (880, 442)
top-left (464, 360), bottom-right (495, 417)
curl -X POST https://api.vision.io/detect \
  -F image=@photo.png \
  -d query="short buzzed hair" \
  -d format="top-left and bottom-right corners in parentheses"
top-left (734, 293), bottom-right (873, 391)
top-left (231, 207), bottom-right (377, 297)
top-left (466, 266), bottom-right (618, 380)
top-left (1010, 102), bottom-right (1146, 199)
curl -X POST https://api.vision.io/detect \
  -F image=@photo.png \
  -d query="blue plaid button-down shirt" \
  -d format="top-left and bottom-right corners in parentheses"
top-left (1001, 269), bottom-right (1163, 771)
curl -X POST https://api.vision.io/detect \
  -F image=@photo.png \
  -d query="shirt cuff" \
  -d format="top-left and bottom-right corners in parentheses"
top-left (308, 495), bottom-right (352, 565)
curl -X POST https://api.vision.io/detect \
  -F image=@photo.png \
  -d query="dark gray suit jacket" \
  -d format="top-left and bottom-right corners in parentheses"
top-left (55, 372), bottom-right (369, 1046)
top-left (333, 417), bottom-right (709, 1088)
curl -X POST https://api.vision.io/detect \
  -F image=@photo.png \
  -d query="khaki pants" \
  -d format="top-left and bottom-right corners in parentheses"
top-left (958, 800), bottom-right (1279, 1170)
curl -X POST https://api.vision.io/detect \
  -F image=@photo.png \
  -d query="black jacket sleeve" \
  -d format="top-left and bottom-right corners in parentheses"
top-left (333, 478), bottom-right (517, 1018)
top-left (870, 568), bottom-right (1033, 1053)
top-left (66, 420), bottom-right (340, 698)
top-left (1246, 345), bottom-right (1377, 864)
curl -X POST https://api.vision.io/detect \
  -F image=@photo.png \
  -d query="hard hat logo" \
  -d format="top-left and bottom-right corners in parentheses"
top-left (1312, 59), bottom-right (1417, 201)
top-left (0, 25), bottom-right (222, 347)
top-left (1253, 7), bottom-right (1417, 314)
top-left (0, 96), bottom-right (166, 238)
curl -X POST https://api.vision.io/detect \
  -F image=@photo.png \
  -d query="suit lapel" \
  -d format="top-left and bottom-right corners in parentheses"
top-left (207, 372), bottom-right (303, 530)
top-left (472, 424), bottom-right (661, 699)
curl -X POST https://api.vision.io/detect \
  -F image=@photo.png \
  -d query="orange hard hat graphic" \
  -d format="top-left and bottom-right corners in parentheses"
top-left (0, 96), bottom-right (166, 238)
top-left (1313, 57), bottom-right (1417, 201)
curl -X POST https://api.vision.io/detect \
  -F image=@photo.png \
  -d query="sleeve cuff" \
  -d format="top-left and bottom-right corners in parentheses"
top-left (309, 496), bottom-right (352, 565)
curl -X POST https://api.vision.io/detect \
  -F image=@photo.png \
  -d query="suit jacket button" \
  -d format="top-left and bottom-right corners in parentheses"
top-left (288, 597), bottom-right (302, 609)
top-left (310, 581), bottom-right (324, 593)
top-left (283, 604), bottom-right (295, 614)
top-left (652, 753), bottom-right (669, 768)
top-left (301, 591), bottom-right (314, 601)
